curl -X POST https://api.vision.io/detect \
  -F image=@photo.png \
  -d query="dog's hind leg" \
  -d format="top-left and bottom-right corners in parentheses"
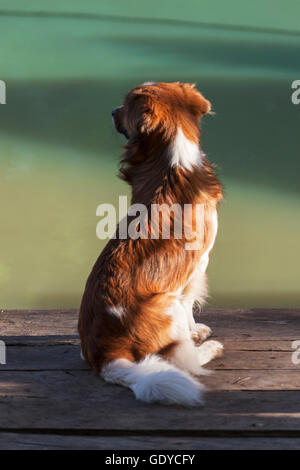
top-left (163, 300), bottom-right (210, 376)
top-left (163, 337), bottom-right (211, 376)
top-left (181, 271), bottom-right (212, 344)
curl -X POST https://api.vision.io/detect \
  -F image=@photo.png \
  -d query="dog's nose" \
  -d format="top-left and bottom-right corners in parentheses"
top-left (112, 105), bottom-right (123, 117)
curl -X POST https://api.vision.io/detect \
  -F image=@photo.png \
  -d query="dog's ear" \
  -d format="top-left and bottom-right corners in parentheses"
top-left (126, 90), bottom-right (168, 136)
top-left (181, 83), bottom-right (212, 118)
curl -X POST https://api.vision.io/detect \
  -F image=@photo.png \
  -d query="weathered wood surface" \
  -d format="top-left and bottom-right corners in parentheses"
top-left (0, 308), bottom-right (300, 449)
top-left (2, 346), bottom-right (298, 370)
top-left (0, 433), bottom-right (300, 450)
top-left (1, 308), bottom-right (299, 339)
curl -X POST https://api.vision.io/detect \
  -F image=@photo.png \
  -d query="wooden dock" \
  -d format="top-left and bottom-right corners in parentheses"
top-left (0, 308), bottom-right (300, 449)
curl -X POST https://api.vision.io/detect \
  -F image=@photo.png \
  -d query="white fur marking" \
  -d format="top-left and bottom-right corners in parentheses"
top-left (165, 300), bottom-right (190, 341)
top-left (107, 305), bottom-right (125, 318)
top-left (164, 300), bottom-right (210, 376)
top-left (197, 340), bottom-right (223, 366)
top-left (170, 127), bottom-right (202, 171)
top-left (101, 355), bottom-right (204, 406)
top-left (180, 210), bottom-right (218, 327)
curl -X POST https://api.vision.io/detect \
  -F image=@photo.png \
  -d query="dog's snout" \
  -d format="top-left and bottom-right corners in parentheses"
top-left (112, 105), bottom-right (123, 117)
top-left (111, 105), bottom-right (129, 139)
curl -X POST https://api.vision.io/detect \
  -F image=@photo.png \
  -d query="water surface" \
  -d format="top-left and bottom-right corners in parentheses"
top-left (0, 8), bottom-right (299, 308)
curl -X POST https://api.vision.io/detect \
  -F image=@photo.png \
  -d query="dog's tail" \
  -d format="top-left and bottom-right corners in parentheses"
top-left (101, 354), bottom-right (204, 406)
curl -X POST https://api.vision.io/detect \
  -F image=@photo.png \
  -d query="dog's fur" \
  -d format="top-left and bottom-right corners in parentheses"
top-left (78, 82), bottom-right (223, 406)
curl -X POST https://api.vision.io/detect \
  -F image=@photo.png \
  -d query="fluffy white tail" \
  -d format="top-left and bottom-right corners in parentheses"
top-left (101, 355), bottom-right (204, 406)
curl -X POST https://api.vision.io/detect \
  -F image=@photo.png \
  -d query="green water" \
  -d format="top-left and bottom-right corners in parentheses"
top-left (0, 3), bottom-right (300, 308)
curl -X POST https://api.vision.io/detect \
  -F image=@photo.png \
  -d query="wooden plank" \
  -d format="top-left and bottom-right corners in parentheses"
top-left (221, 340), bottom-right (294, 351)
top-left (205, 308), bottom-right (300, 315)
top-left (0, 345), bottom-right (297, 371)
top-left (2, 336), bottom-right (294, 351)
top-left (1, 309), bottom-right (300, 339)
top-left (0, 371), bottom-right (300, 431)
top-left (201, 370), bottom-right (300, 390)
top-left (1, 394), bottom-right (300, 432)
top-left (1, 433), bottom-right (300, 450)
top-left (0, 369), bottom-right (299, 395)
top-left (204, 310), bottom-right (300, 340)
top-left (212, 351), bottom-right (296, 370)
top-left (2, 335), bottom-right (80, 346)
top-left (0, 310), bottom-right (78, 336)
top-left (0, 345), bottom-right (88, 371)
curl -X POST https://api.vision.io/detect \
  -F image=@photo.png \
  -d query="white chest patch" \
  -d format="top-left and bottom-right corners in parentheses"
top-left (170, 127), bottom-right (203, 171)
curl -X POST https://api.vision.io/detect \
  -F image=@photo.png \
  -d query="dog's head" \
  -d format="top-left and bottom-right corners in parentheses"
top-left (112, 82), bottom-right (211, 143)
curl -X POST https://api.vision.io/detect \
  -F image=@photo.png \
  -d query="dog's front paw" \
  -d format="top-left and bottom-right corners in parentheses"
top-left (197, 340), bottom-right (223, 366)
top-left (191, 323), bottom-right (212, 345)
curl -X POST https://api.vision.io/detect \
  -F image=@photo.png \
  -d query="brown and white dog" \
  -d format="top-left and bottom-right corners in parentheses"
top-left (78, 81), bottom-right (223, 406)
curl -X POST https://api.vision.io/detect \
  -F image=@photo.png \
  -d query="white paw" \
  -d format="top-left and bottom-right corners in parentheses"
top-left (197, 340), bottom-right (223, 366)
top-left (191, 323), bottom-right (212, 344)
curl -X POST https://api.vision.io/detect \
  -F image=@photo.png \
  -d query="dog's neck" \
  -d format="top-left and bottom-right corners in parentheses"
top-left (120, 131), bottom-right (222, 207)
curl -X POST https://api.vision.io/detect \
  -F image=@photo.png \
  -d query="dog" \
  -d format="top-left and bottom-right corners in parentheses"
top-left (78, 81), bottom-right (223, 406)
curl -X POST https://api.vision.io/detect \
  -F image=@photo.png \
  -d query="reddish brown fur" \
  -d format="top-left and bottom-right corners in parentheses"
top-left (78, 82), bottom-right (223, 373)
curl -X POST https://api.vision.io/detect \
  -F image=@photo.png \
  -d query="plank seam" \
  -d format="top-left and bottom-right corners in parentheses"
top-left (1, 429), bottom-right (300, 438)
